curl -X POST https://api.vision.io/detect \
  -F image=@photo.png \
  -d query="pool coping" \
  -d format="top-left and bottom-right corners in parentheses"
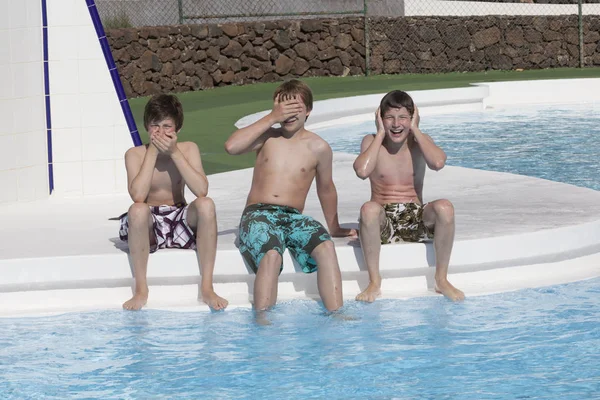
top-left (2, 78), bottom-right (600, 316)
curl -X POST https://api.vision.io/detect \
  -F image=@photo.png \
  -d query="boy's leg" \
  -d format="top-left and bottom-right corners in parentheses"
top-left (253, 250), bottom-right (282, 311)
top-left (356, 201), bottom-right (387, 302)
top-left (422, 199), bottom-right (465, 301)
top-left (123, 203), bottom-right (155, 311)
top-left (187, 197), bottom-right (228, 310)
top-left (310, 241), bottom-right (343, 312)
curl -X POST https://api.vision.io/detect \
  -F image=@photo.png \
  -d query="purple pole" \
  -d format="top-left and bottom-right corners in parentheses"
top-left (41, 0), bottom-right (54, 193)
top-left (85, 0), bottom-right (142, 146)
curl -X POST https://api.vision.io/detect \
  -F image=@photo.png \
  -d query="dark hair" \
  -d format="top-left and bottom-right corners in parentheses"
top-left (143, 94), bottom-right (184, 131)
top-left (273, 79), bottom-right (313, 111)
top-left (380, 90), bottom-right (414, 118)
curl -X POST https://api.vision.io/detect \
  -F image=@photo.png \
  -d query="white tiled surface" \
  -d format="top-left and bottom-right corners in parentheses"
top-left (7, 0), bottom-right (28, 29)
top-left (52, 128), bottom-right (82, 163)
top-left (13, 130), bottom-right (46, 168)
top-left (0, 0), bottom-right (48, 204)
top-left (10, 27), bottom-right (42, 63)
top-left (0, 65), bottom-right (13, 99)
top-left (11, 0), bottom-right (42, 30)
top-left (43, 1), bottom-right (130, 197)
top-left (52, 161), bottom-right (83, 195)
top-left (50, 94), bottom-right (82, 129)
top-left (0, 99), bottom-right (12, 135)
top-left (79, 93), bottom-right (116, 127)
top-left (48, 60), bottom-right (79, 94)
top-left (47, 26), bottom-right (78, 61)
top-left (82, 126), bottom-right (114, 161)
top-left (17, 164), bottom-right (47, 201)
top-left (0, 31), bottom-right (10, 66)
top-left (12, 96), bottom-right (45, 134)
top-left (79, 59), bottom-right (112, 93)
top-left (11, 60), bottom-right (44, 98)
top-left (77, 24), bottom-right (102, 60)
top-left (114, 159), bottom-right (127, 192)
top-left (0, 135), bottom-right (15, 171)
top-left (82, 160), bottom-right (116, 195)
top-left (114, 124), bottom-right (134, 158)
top-left (0, 0), bottom-right (9, 31)
top-left (0, 169), bottom-right (17, 203)
top-left (47, 0), bottom-right (88, 27)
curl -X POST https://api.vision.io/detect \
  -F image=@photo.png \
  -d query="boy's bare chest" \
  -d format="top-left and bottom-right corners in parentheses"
top-left (257, 141), bottom-right (318, 175)
top-left (375, 148), bottom-right (423, 183)
top-left (152, 158), bottom-right (183, 187)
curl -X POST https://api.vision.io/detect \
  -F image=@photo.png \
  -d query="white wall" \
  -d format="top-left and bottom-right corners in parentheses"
top-left (0, 0), bottom-right (48, 203)
top-left (47, 0), bottom-right (132, 197)
top-left (404, 0), bottom-right (599, 16)
top-left (0, 0), bottom-right (134, 205)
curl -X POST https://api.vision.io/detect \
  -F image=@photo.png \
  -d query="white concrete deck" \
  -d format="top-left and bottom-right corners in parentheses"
top-left (2, 153), bottom-right (600, 316)
top-left (2, 79), bottom-right (600, 316)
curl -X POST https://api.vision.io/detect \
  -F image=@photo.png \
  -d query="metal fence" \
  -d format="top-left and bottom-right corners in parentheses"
top-left (98, 0), bottom-right (600, 77)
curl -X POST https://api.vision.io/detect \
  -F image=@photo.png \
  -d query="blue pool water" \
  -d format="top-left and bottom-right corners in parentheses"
top-left (315, 102), bottom-right (600, 190)
top-left (1, 278), bottom-right (599, 399)
top-left (2, 102), bottom-right (600, 399)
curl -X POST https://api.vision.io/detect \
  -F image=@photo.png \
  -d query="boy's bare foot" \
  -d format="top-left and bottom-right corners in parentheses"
top-left (355, 282), bottom-right (381, 303)
top-left (123, 290), bottom-right (148, 311)
top-left (200, 289), bottom-right (229, 311)
top-left (435, 279), bottom-right (465, 301)
top-left (255, 310), bottom-right (272, 326)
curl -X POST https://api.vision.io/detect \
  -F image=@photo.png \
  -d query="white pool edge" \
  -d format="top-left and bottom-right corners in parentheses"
top-left (3, 78), bottom-right (600, 317)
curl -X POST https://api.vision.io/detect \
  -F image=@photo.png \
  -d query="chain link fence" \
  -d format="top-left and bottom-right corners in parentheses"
top-left (98, 0), bottom-right (600, 96)
top-left (97, 0), bottom-right (371, 28)
top-left (369, 0), bottom-right (599, 74)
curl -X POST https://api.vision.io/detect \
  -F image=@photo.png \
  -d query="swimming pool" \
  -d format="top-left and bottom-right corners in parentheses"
top-left (315, 102), bottom-right (600, 190)
top-left (3, 100), bottom-right (600, 399)
top-left (1, 277), bottom-right (599, 399)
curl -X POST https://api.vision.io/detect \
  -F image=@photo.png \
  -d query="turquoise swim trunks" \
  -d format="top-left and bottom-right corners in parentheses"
top-left (238, 203), bottom-right (332, 274)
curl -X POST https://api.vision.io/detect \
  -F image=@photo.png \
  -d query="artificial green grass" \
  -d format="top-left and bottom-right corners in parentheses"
top-left (127, 68), bottom-right (600, 175)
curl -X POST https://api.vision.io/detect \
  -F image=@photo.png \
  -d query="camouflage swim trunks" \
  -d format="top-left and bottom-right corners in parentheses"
top-left (380, 202), bottom-right (434, 244)
top-left (238, 203), bottom-right (332, 274)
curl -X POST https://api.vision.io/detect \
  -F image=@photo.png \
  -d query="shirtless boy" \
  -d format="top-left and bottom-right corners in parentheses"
top-left (224, 79), bottom-right (356, 313)
top-left (119, 94), bottom-right (228, 311)
top-left (353, 90), bottom-right (464, 302)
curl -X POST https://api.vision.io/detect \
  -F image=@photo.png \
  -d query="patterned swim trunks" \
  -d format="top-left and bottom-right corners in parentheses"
top-left (119, 203), bottom-right (196, 253)
top-left (238, 203), bottom-right (332, 274)
top-left (380, 202), bottom-right (434, 244)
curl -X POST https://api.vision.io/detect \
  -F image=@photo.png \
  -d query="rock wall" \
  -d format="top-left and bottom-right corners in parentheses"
top-left (107, 18), bottom-right (366, 97)
top-left (369, 15), bottom-right (600, 74)
top-left (107, 16), bottom-right (600, 97)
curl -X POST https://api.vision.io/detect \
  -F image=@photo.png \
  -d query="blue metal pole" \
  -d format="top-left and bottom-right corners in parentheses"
top-left (85, 0), bottom-right (142, 146)
top-left (41, 0), bottom-right (54, 193)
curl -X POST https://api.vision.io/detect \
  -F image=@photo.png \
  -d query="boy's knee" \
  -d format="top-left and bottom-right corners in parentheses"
top-left (192, 197), bottom-right (215, 217)
top-left (434, 199), bottom-right (454, 222)
top-left (360, 201), bottom-right (382, 222)
top-left (128, 203), bottom-right (150, 222)
top-left (314, 239), bottom-right (335, 256)
top-left (260, 250), bottom-right (282, 272)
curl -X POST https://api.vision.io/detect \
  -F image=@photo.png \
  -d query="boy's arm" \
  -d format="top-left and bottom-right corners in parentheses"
top-left (410, 106), bottom-right (447, 171)
top-left (126, 145), bottom-right (158, 203)
top-left (353, 108), bottom-right (385, 179)
top-left (315, 141), bottom-right (357, 237)
top-left (172, 142), bottom-right (209, 198)
top-left (152, 132), bottom-right (209, 197)
top-left (224, 95), bottom-right (304, 155)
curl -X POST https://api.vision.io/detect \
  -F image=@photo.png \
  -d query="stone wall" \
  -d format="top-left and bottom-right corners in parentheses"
top-left (107, 16), bottom-right (600, 98)
top-left (107, 18), bottom-right (366, 98)
top-left (369, 15), bottom-right (600, 74)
